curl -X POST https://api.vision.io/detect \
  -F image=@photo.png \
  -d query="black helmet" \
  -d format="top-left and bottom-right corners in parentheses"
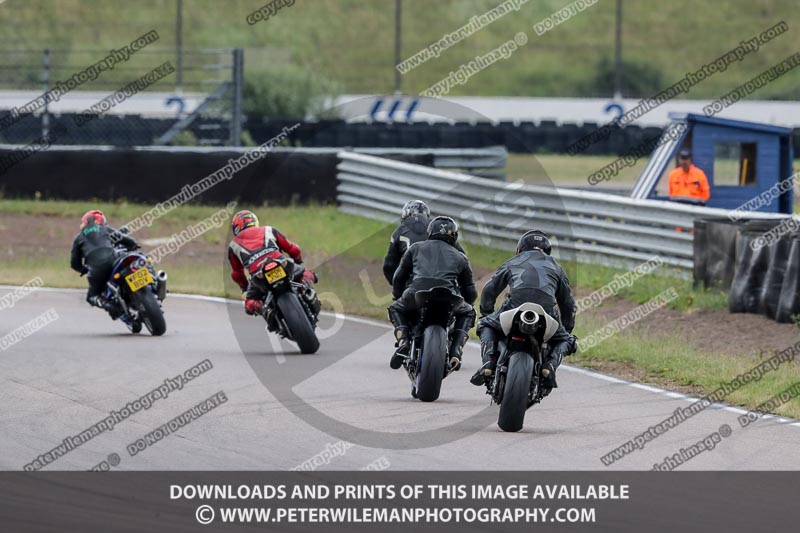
top-left (427, 216), bottom-right (459, 245)
top-left (517, 230), bottom-right (551, 255)
top-left (401, 199), bottom-right (430, 219)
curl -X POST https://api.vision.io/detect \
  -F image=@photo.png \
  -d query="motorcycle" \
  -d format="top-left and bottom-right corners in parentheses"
top-left (482, 303), bottom-right (559, 432)
top-left (254, 255), bottom-right (321, 354)
top-left (402, 286), bottom-right (463, 402)
top-left (104, 248), bottom-right (168, 336)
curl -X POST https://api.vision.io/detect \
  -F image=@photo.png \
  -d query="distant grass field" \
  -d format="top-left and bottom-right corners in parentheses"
top-left (509, 154), bottom-right (800, 187)
top-left (2, 0), bottom-right (799, 99)
top-left (507, 154), bottom-right (800, 214)
top-left (507, 153), bottom-right (647, 186)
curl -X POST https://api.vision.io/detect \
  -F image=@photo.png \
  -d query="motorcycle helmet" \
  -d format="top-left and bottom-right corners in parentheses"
top-left (427, 216), bottom-right (459, 245)
top-left (80, 210), bottom-right (106, 229)
top-left (231, 210), bottom-right (259, 236)
top-left (516, 229), bottom-right (552, 255)
top-left (401, 200), bottom-right (430, 219)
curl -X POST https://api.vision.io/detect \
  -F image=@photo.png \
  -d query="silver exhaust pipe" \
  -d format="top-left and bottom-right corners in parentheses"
top-left (156, 270), bottom-right (168, 301)
top-left (519, 309), bottom-right (539, 334)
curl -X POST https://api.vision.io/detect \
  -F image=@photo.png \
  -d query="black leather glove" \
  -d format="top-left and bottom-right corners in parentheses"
top-left (80, 266), bottom-right (89, 276)
top-left (295, 257), bottom-right (304, 265)
top-left (565, 335), bottom-right (578, 356)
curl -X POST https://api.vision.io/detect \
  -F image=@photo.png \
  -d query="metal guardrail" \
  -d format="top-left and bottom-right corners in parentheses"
top-left (336, 152), bottom-right (785, 271)
top-left (353, 146), bottom-right (507, 179)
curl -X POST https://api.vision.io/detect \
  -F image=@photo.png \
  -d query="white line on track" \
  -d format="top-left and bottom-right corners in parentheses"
top-left (2, 284), bottom-right (798, 428)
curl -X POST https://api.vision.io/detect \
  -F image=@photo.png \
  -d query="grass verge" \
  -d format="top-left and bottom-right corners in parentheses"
top-left (0, 199), bottom-right (727, 309)
top-left (573, 316), bottom-right (800, 419)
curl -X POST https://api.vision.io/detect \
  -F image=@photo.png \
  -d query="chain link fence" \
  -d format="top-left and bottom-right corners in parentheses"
top-left (0, 48), bottom-right (243, 147)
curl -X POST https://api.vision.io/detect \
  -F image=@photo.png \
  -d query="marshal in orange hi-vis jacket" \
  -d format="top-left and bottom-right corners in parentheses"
top-left (668, 150), bottom-right (710, 202)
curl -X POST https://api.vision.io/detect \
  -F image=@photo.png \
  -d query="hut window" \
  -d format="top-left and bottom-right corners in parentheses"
top-left (713, 142), bottom-right (756, 186)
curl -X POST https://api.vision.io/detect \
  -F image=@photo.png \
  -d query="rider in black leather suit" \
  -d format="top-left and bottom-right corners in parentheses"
top-left (383, 200), bottom-right (465, 284)
top-left (471, 230), bottom-right (577, 388)
top-left (387, 216), bottom-right (477, 372)
top-left (70, 210), bottom-right (138, 311)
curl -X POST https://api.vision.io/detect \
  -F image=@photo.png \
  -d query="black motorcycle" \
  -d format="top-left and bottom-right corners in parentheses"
top-left (104, 249), bottom-right (168, 336)
top-left (255, 255), bottom-right (321, 354)
top-left (402, 286), bottom-right (462, 402)
top-left (482, 303), bottom-right (559, 432)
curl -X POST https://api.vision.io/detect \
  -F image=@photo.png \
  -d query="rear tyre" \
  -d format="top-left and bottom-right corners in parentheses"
top-left (136, 290), bottom-right (166, 336)
top-left (416, 325), bottom-right (447, 402)
top-left (498, 352), bottom-right (534, 432)
top-left (277, 292), bottom-right (320, 354)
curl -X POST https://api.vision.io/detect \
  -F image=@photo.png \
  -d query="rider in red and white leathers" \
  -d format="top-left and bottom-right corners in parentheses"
top-left (227, 210), bottom-right (317, 316)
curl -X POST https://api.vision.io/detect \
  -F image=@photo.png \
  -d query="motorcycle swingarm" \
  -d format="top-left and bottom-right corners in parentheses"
top-left (107, 283), bottom-right (135, 320)
top-left (403, 341), bottom-right (420, 384)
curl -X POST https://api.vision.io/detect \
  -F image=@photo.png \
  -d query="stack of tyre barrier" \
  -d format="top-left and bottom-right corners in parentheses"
top-left (4, 112), bottom-right (800, 155)
top-left (694, 218), bottom-right (800, 323)
top-left (0, 147), bottom-right (433, 204)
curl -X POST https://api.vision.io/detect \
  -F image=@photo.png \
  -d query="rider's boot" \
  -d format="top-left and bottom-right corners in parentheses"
top-left (105, 299), bottom-right (122, 319)
top-left (89, 294), bottom-right (121, 319)
top-left (447, 329), bottom-right (469, 372)
top-left (387, 308), bottom-right (410, 370)
top-left (390, 327), bottom-right (410, 369)
top-left (87, 295), bottom-right (105, 309)
top-left (245, 298), bottom-right (264, 316)
top-left (541, 346), bottom-right (565, 389)
top-left (471, 327), bottom-right (499, 386)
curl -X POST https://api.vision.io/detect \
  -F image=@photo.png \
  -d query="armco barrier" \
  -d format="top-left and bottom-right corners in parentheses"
top-left (336, 152), bottom-right (784, 271)
top-left (6, 113), bottom-right (800, 156)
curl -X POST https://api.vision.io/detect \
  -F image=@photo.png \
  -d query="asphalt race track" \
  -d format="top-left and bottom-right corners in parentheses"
top-left (1, 286), bottom-right (799, 471)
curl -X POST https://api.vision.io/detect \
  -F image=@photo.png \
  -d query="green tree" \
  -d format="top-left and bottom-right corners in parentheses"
top-left (579, 57), bottom-right (665, 98)
top-left (243, 64), bottom-right (340, 119)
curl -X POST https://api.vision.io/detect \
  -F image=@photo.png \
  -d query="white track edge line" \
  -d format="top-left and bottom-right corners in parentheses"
top-left (2, 284), bottom-right (798, 428)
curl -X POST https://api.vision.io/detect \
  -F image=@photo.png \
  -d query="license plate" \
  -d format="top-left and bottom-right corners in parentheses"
top-left (125, 269), bottom-right (154, 292)
top-left (265, 265), bottom-right (287, 284)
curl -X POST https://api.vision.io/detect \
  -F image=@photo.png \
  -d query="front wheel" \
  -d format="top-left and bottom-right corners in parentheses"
top-left (416, 325), bottom-right (447, 402)
top-left (277, 292), bottom-right (320, 354)
top-left (135, 289), bottom-right (166, 336)
top-left (498, 352), bottom-right (534, 432)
